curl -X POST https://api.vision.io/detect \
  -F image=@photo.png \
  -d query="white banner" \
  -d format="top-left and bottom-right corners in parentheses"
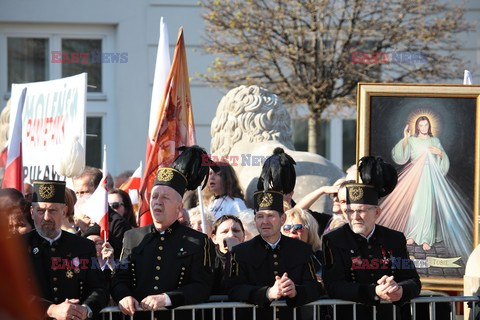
top-left (10, 73), bottom-right (87, 183)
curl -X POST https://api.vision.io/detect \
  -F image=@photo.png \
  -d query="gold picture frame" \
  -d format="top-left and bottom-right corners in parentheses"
top-left (356, 83), bottom-right (480, 291)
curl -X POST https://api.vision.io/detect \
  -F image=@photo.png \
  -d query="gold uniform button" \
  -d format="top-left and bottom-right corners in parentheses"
top-left (154, 286), bottom-right (158, 290)
top-left (156, 266), bottom-right (160, 270)
top-left (80, 286), bottom-right (83, 290)
top-left (53, 287), bottom-right (58, 292)
top-left (273, 254), bottom-right (277, 258)
top-left (368, 245), bottom-right (372, 250)
top-left (159, 246), bottom-right (163, 250)
top-left (53, 297), bottom-right (58, 302)
top-left (157, 256), bottom-right (161, 260)
top-left (370, 273), bottom-right (374, 277)
top-left (181, 267), bottom-right (186, 270)
top-left (274, 271), bottom-right (278, 275)
top-left (161, 237), bottom-right (165, 241)
top-left (180, 277), bottom-right (183, 280)
top-left (53, 277), bottom-right (58, 281)
top-left (274, 262), bottom-right (278, 266)
top-left (155, 276), bottom-right (159, 280)
top-left (51, 247), bottom-right (56, 252)
top-left (180, 272), bottom-right (184, 275)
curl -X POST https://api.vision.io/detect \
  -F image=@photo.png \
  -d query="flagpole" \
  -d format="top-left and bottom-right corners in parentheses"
top-left (197, 186), bottom-right (207, 234)
top-left (103, 144), bottom-right (107, 242)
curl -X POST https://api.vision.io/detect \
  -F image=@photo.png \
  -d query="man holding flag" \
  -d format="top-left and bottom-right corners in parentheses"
top-left (73, 166), bottom-right (130, 259)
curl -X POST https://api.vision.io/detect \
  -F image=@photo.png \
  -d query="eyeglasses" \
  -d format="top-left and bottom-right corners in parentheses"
top-left (109, 202), bottom-right (124, 210)
top-left (344, 207), bottom-right (377, 216)
top-left (282, 224), bottom-right (305, 232)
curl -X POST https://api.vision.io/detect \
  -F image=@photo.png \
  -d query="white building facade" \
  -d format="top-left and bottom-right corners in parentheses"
top-left (1, 0), bottom-right (477, 177)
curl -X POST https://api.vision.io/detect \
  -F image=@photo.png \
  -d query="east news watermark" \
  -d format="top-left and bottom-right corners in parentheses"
top-left (51, 51), bottom-right (128, 63)
top-left (351, 51), bottom-right (428, 64)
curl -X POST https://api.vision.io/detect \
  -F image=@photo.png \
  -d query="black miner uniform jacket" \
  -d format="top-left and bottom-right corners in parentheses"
top-left (24, 230), bottom-right (108, 317)
top-left (227, 234), bottom-right (323, 319)
top-left (111, 221), bottom-right (213, 318)
top-left (322, 223), bottom-right (421, 320)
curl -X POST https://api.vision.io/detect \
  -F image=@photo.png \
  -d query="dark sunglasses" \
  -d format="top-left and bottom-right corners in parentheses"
top-left (282, 224), bottom-right (304, 232)
top-left (109, 202), bottom-right (124, 210)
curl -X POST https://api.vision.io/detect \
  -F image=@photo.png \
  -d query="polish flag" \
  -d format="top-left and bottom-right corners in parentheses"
top-left (146, 17), bottom-right (171, 166)
top-left (138, 28), bottom-right (196, 226)
top-left (2, 87), bottom-right (27, 191)
top-left (120, 161), bottom-right (142, 194)
top-left (85, 145), bottom-right (109, 240)
top-left (140, 17), bottom-right (171, 226)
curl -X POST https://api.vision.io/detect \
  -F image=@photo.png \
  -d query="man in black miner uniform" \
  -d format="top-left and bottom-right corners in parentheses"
top-left (111, 146), bottom-right (214, 319)
top-left (227, 189), bottom-right (323, 319)
top-left (24, 180), bottom-right (108, 320)
top-left (322, 157), bottom-right (421, 320)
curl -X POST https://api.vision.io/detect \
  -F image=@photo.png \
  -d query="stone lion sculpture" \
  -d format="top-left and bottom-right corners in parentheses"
top-left (210, 85), bottom-right (344, 213)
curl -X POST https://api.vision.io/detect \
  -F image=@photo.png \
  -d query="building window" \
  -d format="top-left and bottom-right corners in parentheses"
top-left (292, 118), bottom-right (330, 157)
top-left (7, 37), bottom-right (49, 92)
top-left (342, 119), bottom-right (356, 171)
top-left (86, 117), bottom-right (102, 168)
top-left (61, 39), bottom-right (102, 92)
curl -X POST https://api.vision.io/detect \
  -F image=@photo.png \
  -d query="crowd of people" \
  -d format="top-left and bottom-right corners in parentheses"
top-left (2, 146), bottom-right (422, 320)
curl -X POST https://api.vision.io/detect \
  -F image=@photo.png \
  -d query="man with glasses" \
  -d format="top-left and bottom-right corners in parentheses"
top-left (322, 157), bottom-right (421, 320)
top-left (227, 189), bottom-right (323, 319)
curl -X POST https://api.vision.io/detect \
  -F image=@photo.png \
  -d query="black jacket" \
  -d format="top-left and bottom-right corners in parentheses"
top-left (227, 235), bottom-right (323, 319)
top-left (322, 224), bottom-right (421, 320)
top-left (111, 221), bottom-right (213, 318)
top-left (24, 230), bottom-right (108, 318)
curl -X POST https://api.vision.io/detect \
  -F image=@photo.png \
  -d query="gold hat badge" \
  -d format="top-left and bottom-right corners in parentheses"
top-left (157, 168), bottom-right (174, 182)
top-left (39, 184), bottom-right (55, 199)
top-left (348, 186), bottom-right (364, 201)
top-left (258, 192), bottom-right (273, 207)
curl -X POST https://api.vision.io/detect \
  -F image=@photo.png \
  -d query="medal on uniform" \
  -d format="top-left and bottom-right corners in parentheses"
top-left (72, 257), bottom-right (80, 274)
top-left (66, 269), bottom-right (74, 278)
top-left (33, 247), bottom-right (39, 255)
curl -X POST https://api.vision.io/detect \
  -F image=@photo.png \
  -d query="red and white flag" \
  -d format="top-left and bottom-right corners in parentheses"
top-left (146, 17), bottom-right (171, 166)
top-left (85, 145), bottom-right (109, 240)
top-left (2, 87), bottom-right (27, 191)
top-left (139, 17), bottom-right (171, 227)
top-left (139, 27), bottom-right (196, 226)
top-left (120, 161), bottom-right (142, 194)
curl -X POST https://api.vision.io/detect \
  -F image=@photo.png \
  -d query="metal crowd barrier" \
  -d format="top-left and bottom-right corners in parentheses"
top-left (99, 295), bottom-right (479, 320)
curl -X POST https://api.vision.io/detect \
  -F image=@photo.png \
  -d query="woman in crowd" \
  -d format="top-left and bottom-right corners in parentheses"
top-left (1, 188), bottom-right (33, 236)
top-left (61, 187), bottom-right (78, 233)
top-left (206, 162), bottom-right (247, 219)
top-left (282, 207), bottom-right (323, 277)
top-left (108, 188), bottom-right (137, 227)
top-left (188, 206), bottom-right (214, 237)
top-left (294, 177), bottom-right (347, 236)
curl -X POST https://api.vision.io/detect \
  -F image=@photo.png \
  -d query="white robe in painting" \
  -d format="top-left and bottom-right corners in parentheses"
top-left (378, 136), bottom-right (472, 263)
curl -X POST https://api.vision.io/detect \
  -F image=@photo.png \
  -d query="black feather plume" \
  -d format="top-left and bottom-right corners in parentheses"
top-left (358, 156), bottom-right (398, 198)
top-left (257, 147), bottom-right (296, 194)
top-left (172, 145), bottom-right (213, 191)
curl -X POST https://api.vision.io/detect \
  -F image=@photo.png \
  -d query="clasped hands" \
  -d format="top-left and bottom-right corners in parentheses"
top-left (375, 275), bottom-right (403, 302)
top-left (267, 272), bottom-right (297, 301)
top-left (118, 294), bottom-right (167, 316)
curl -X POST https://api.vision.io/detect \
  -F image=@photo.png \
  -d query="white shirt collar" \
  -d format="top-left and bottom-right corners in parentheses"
top-left (361, 225), bottom-right (376, 242)
top-left (263, 235), bottom-right (282, 249)
top-left (38, 230), bottom-right (62, 245)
